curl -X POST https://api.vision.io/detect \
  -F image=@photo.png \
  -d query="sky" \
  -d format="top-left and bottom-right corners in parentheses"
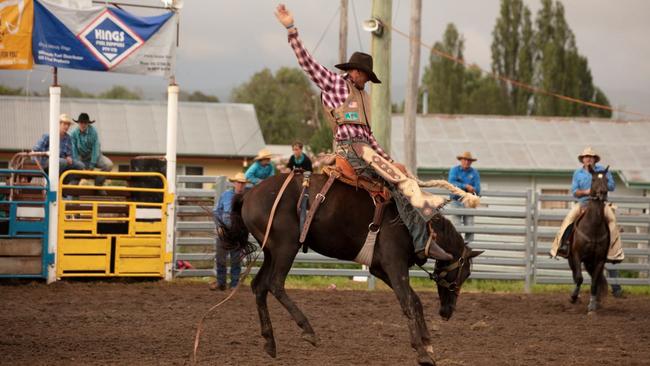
top-left (2, 0), bottom-right (649, 119)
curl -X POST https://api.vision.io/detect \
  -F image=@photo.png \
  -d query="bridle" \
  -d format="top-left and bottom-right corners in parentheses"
top-left (431, 246), bottom-right (471, 292)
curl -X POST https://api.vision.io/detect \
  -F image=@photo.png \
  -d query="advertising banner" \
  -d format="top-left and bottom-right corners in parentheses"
top-left (0, 0), bottom-right (34, 69)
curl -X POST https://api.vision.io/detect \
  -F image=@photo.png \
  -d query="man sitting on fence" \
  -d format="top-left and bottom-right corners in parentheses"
top-left (70, 113), bottom-right (114, 187)
top-left (32, 113), bottom-right (84, 178)
top-left (245, 149), bottom-right (276, 185)
top-left (549, 147), bottom-right (624, 263)
top-left (447, 151), bottom-right (481, 242)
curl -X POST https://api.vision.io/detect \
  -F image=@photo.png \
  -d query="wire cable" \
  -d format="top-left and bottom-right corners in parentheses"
top-left (387, 23), bottom-right (650, 119)
top-left (350, 0), bottom-right (364, 52)
top-left (311, 5), bottom-right (341, 55)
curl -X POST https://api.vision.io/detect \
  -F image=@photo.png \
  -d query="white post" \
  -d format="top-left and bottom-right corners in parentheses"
top-left (47, 86), bottom-right (61, 284)
top-left (164, 83), bottom-right (179, 280)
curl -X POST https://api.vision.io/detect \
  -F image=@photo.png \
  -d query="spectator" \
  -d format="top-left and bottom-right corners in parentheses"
top-left (447, 151), bottom-right (481, 242)
top-left (32, 113), bottom-right (84, 178)
top-left (286, 141), bottom-right (312, 172)
top-left (210, 172), bottom-right (248, 291)
top-left (245, 149), bottom-right (275, 185)
top-left (69, 112), bottom-right (114, 186)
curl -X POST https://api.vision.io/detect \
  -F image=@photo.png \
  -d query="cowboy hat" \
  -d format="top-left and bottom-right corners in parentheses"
top-left (456, 151), bottom-right (477, 162)
top-left (59, 113), bottom-right (73, 124)
top-left (578, 146), bottom-right (600, 163)
top-left (335, 52), bottom-right (381, 84)
top-left (253, 148), bottom-right (274, 161)
top-left (73, 112), bottom-right (95, 124)
top-left (228, 172), bottom-right (248, 183)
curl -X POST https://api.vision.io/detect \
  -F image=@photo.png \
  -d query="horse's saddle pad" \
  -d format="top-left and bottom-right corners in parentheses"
top-left (322, 157), bottom-right (390, 201)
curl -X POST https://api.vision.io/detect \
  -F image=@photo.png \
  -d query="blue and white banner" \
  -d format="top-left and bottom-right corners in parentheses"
top-left (32, 0), bottom-right (176, 76)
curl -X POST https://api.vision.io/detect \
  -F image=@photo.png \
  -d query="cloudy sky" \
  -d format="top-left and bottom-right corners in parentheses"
top-left (2, 0), bottom-right (649, 118)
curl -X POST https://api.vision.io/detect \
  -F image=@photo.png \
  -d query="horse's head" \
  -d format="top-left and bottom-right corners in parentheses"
top-left (429, 214), bottom-right (483, 320)
top-left (588, 165), bottom-right (609, 201)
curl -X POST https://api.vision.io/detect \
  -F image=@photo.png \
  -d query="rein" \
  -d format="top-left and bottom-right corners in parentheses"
top-left (419, 247), bottom-right (470, 292)
top-left (192, 171), bottom-right (296, 364)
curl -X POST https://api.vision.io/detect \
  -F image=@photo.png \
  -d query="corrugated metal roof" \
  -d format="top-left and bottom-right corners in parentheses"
top-left (0, 96), bottom-right (265, 157)
top-left (391, 114), bottom-right (650, 185)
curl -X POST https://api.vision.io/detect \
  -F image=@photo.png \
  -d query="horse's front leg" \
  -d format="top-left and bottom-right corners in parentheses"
top-left (388, 268), bottom-right (434, 366)
top-left (410, 287), bottom-right (435, 357)
top-left (588, 261), bottom-right (606, 313)
top-left (568, 250), bottom-right (583, 304)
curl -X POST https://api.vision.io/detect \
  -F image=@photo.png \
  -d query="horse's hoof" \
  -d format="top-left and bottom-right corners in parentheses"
top-left (570, 295), bottom-right (579, 304)
top-left (417, 353), bottom-right (436, 366)
top-left (301, 332), bottom-right (319, 347)
top-left (425, 344), bottom-right (435, 357)
top-left (587, 303), bottom-right (599, 314)
top-left (264, 341), bottom-right (277, 358)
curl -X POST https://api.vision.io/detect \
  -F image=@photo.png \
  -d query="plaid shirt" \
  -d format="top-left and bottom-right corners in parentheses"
top-left (288, 30), bottom-right (391, 160)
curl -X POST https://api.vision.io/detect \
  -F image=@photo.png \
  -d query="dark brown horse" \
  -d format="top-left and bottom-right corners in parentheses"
top-left (227, 173), bottom-right (481, 365)
top-left (568, 165), bottom-right (610, 313)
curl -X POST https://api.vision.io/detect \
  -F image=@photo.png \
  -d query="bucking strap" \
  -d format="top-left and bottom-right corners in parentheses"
top-left (299, 173), bottom-right (339, 243)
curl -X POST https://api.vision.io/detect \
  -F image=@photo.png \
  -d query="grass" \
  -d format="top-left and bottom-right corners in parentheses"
top-left (175, 275), bottom-right (650, 295)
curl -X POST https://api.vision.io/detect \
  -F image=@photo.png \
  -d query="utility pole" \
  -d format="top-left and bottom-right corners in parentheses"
top-left (370, 0), bottom-right (392, 153)
top-left (339, 0), bottom-right (348, 64)
top-left (404, 0), bottom-right (421, 175)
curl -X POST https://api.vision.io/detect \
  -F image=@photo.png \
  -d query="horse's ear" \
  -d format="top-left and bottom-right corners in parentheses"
top-left (469, 250), bottom-right (484, 258)
top-left (588, 164), bottom-right (595, 174)
top-left (604, 165), bottom-right (610, 173)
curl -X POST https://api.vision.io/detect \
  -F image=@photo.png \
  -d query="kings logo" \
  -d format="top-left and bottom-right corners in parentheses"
top-left (78, 9), bottom-right (143, 69)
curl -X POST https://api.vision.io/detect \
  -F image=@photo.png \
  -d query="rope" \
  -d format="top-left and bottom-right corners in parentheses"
top-left (386, 23), bottom-right (650, 120)
top-left (350, 0), bottom-right (364, 52)
top-left (191, 171), bottom-right (296, 365)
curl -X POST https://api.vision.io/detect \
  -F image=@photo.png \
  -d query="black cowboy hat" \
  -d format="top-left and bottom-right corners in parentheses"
top-left (73, 112), bottom-right (95, 124)
top-left (335, 52), bottom-right (381, 84)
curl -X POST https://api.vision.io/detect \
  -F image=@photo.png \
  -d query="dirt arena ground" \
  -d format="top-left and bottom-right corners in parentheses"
top-left (2, 281), bottom-right (650, 366)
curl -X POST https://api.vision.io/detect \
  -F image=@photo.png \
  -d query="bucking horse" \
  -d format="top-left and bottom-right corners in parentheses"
top-left (224, 171), bottom-right (482, 366)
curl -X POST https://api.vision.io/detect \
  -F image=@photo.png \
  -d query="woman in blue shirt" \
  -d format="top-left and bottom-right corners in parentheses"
top-left (245, 149), bottom-right (276, 185)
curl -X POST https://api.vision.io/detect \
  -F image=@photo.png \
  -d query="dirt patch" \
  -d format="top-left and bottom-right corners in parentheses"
top-left (1, 281), bottom-right (649, 365)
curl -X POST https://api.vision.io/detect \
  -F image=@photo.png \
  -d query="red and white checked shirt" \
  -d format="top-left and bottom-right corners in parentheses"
top-left (288, 30), bottom-right (391, 161)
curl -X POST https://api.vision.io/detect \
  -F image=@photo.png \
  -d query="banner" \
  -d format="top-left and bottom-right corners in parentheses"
top-left (0, 0), bottom-right (33, 69)
top-left (32, 0), bottom-right (176, 76)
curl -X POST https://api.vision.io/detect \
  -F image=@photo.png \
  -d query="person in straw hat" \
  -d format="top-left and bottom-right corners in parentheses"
top-left (245, 148), bottom-right (276, 185)
top-left (210, 172), bottom-right (249, 291)
top-left (550, 147), bottom-right (624, 265)
top-left (447, 152), bottom-right (481, 242)
top-left (31, 113), bottom-right (85, 175)
top-left (274, 4), bottom-right (453, 261)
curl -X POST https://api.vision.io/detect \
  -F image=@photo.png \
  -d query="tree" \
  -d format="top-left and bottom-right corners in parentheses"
top-left (179, 90), bottom-right (220, 102)
top-left (462, 66), bottom-right (511, 115)
top-left (61, 84), bottom-right (95, 98)
top-left (421, 23), bottom-right (466, 114)
top-left (0, 84), bottom-right (23, 96)
top-left (491, 0), bottom-right (534, 114)
top-left (99, 85), bottom-right (141, 100)
top-left (230, 67), bottom-right (321, 146)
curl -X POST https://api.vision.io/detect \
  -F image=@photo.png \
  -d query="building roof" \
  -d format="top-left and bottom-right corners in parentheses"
top-left (390, 114), bottom-right (650, 188)
top-left (0, 96), bottom-right (265, 158)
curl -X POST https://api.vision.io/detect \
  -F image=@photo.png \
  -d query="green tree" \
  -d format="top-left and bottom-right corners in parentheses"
top-left (462, 66), bottom-right (511, 115)
top-left (491, 0), bottom-right (534, 114)
top-left (0, 84), bottom-right (23, 95)
top-left (179, 90), bottom-right (220, 102)
top-left (421, 23), bottom-right (466, 114)
top-left (230, 67), bottom-right (321, 146)
top-left (61, 84), bottom-right (95, 98)
top-left (99, 85), bottom-right (141, 100)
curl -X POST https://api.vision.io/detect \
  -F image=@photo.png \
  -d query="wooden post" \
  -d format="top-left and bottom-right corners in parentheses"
top-left (370, 0), bottom-right (392, 153)
top-left (404, 0), bottom-right (421, 175)
top-left (338, 0), bottom-right (348, 64)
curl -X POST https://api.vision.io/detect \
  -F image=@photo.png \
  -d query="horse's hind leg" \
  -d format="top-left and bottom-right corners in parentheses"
top-left (268, 245), bottom-right (318, 347)
top-left (251, 253), bottom-right (277, 357)
top-left (569, 251), bottom-right (583, 304)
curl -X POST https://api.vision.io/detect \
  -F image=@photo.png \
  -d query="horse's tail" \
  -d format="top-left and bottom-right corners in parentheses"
top-left (218, 193), bottom-right (252, 253)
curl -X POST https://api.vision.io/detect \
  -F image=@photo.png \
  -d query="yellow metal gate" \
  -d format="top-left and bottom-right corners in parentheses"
top-left (57, 171), bottom-right (172, 277)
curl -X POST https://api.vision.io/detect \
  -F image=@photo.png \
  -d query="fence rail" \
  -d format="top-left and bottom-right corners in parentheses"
top-left (174, 175), bottom-right (650, 292)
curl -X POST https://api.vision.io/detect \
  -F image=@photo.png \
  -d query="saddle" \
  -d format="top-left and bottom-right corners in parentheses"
top-left (322, 156), bottom-right (391, 202)
top-left (297, 157), bottom-right (390, 247)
